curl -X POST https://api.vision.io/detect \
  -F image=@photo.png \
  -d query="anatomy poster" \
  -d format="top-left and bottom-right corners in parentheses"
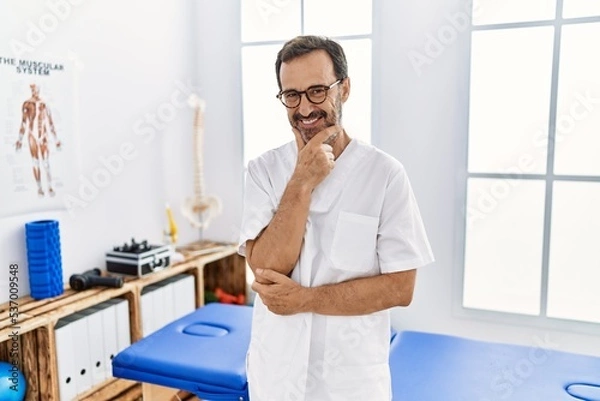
top-left (0, 56), bottom-right (78, 217)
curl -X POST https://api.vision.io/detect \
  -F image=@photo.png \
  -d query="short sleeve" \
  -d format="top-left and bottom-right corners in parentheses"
top-left (237, 160), bottom-right (276, 257)
top-left (377, 167), bottom-right (434, 273)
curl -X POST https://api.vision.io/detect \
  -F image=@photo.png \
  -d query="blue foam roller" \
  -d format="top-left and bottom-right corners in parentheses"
top-left (25, 219), bottom-right (63, 300)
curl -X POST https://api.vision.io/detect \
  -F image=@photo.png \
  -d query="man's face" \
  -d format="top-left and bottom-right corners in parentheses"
top-left (279, 50), bottom-right (349, 144)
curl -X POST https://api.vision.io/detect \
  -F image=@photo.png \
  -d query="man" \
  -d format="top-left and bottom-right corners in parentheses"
top-left (15, 83), bottom-right (62, 197)
top-left (238, 36), bottom-right (434, 401)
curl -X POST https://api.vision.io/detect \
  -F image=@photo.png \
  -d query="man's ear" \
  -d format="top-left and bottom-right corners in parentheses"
top-left (341, 77), bottom-right (351, 103)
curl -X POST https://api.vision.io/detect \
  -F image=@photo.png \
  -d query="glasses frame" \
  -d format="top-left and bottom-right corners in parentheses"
top-left (276, 78), bottom-right (344, 108)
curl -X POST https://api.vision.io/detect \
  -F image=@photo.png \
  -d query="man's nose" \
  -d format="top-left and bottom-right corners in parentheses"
top-left (296, 93), bottom-right (315, 116)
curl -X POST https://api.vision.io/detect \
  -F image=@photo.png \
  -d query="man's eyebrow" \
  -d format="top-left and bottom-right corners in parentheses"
top-left (281, 83), bottom-right (328, 92)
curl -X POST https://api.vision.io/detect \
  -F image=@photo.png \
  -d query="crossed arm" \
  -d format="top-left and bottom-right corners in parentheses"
top-left (245, 177), bottom-right (312, 280)
top-left (245, 179), bottom-right (417, 317)
top-left (251, 268), bottom-right (416, 316)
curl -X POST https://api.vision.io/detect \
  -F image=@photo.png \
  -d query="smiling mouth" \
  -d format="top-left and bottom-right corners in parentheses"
top-left (297, 116), bottom-right (323, 129)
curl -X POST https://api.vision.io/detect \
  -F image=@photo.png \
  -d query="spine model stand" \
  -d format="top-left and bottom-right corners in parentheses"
top-left (181, 95), bottom-right (222, 238)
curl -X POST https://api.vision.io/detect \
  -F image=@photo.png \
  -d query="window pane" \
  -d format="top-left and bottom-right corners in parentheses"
top-left (304, 0), bottom-right (372, 36)
top-left (463, 178), bottom-right (546, 315)
top-left (563, 0), bottom-right (600, 18)
top-left (472, 0), bottom-right (556, 25)
top-left (547, 181), bottom-right (600, 324)
top-left (339, 39), bottom-right (371, 144)
top-left (241, 0), bottom-right (301, 43)
top-left (468, 27), bottom-right (554, 174)
top-left (242, 45), bottom-right (291, 165)
top-left (554, 22), bottom-right (600, 176)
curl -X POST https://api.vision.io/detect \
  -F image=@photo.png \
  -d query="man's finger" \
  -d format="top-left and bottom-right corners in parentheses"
top-left (254, 275), bottom-right (274, 285)
top-left (292, 128), bottom-right (305, 151)
top-left (309, 125), bottom-right (341, 145)
top-left (251, 280), bottom-right (265, 293)
top-left (255, 268), bottom-right (283, 282)
top-left (320, 144), bottom-right (333, 154)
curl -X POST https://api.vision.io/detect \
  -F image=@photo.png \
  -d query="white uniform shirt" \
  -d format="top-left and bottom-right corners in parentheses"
top-left (238, 139), bottom-right (434, 401)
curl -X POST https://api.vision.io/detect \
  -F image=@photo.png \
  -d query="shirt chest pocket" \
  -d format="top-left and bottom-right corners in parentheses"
top-left (330, 211), bottom-right (379, 271)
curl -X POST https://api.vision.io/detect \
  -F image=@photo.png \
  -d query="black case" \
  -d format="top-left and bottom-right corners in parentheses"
top-left (106, 244), bottom-right (173, 277)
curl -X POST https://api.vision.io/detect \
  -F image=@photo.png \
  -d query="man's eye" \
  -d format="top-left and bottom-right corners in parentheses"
top-left (285, 92), bottom-right (300, 100)
top-left (309, 87), bottom-right (326, 96)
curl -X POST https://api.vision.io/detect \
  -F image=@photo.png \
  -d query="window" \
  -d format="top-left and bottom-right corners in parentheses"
top-left (240, 0), bottom-right (373, 166)
top-left (463, 1), bottom-right (600, 325)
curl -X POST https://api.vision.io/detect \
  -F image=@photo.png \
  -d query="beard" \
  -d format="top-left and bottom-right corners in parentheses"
top-left (291, 94), bottom-right (343, 144)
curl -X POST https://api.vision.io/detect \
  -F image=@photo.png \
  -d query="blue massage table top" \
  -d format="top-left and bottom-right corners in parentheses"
top-left (389, 330), bottom-right (600, 401)
top-left (112, 303), bottom-right (252, 401)
top-left (113, 303), bottom-right (600, 401)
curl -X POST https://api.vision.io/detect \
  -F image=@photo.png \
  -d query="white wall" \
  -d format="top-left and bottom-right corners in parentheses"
top-left (192, 0), bottom-right (244, 244)
top-left (0, 0), bottom-right (209, 302)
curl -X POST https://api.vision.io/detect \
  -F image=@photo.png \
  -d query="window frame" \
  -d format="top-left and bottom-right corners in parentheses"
top-left (240, 0), bottom-right (374, 167)
top-left (457, 0), bottom-right (600, 334)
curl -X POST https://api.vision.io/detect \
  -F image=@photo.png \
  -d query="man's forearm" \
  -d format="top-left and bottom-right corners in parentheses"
top-left (304, 270), bottom-right (417, 315)
top-left (248, 177), bottom-right (312, 276)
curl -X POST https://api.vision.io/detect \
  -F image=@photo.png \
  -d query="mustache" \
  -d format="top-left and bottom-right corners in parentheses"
top-left (293, 110), bottom-right (327, 123)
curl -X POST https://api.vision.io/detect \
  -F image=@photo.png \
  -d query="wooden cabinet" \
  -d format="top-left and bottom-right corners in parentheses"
top-left (0, 242), bottom-right (246, 401)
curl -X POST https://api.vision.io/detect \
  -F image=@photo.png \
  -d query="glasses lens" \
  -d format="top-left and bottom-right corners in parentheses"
top-left (306, 87), bottom-right (327, 104)
top-left (282, 92), bottom-right (300, 107)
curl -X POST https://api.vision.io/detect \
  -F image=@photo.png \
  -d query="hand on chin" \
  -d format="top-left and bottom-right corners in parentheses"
top-left (297, 123), bottom-right (331, 143)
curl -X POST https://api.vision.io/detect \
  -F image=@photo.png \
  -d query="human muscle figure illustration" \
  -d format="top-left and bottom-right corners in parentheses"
top-left (15, 84), bottom-right (62, 197)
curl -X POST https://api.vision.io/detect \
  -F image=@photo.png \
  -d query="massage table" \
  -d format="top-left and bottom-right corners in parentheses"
top-left (112, 303), bottom-right (251, 400)
top-left (113, 304), bottom-right (600, 400)
top-left (389, 330), bottom-right (600, 400)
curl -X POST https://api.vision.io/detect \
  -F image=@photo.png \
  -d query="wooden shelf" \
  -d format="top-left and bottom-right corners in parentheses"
top-left (0, 241), bottom-right (246, 401)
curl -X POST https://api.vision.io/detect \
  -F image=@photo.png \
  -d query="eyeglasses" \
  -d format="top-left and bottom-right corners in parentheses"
top-left (276, 78), bottom-right (344, 108)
